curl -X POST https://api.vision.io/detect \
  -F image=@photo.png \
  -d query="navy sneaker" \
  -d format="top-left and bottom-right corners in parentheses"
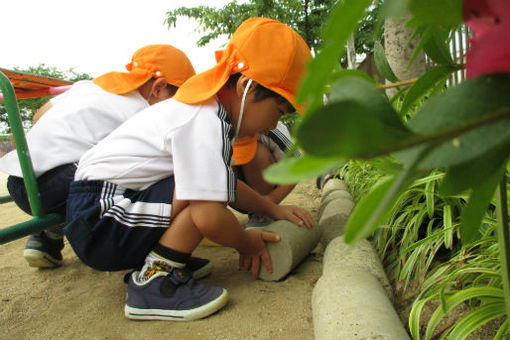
top-left (124, 268), bottom-right (228, 321)
top-left (187, 256), bottom-right (212, 279)
top-left (23, 231), bottom-right (64, 268)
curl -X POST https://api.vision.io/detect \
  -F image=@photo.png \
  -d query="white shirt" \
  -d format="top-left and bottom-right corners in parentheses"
top-left (258, 121), bottom-right (298, 161)
top-left (75, 98), bottom-right (236, 202)
top-left (0, 80), bottom-right (148, 177)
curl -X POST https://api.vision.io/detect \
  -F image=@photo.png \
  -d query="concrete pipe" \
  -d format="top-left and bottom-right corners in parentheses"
top-left (251, 220), bottom-right (321, 281)
top-left (323, 236), bottom-right (393, 298)
top-left (321, 178), bottom-right (348, 199)
top-left (312, 270), bottom-right (410, 340)
top-left (318, 198), bottom-right (355, 247)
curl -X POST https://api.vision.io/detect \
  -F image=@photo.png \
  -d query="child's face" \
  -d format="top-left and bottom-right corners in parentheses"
top-left (238, 96), bottom-right (292, 137)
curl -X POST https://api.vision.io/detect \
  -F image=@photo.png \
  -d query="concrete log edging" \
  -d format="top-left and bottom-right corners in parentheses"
top-left (251, 220), bottom-right (321, 281)
top-left (313, 179), bottom-right (410, 340)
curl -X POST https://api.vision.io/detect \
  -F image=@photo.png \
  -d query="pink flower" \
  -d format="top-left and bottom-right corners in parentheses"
top-left (463, 0), bottom-right (510, 78)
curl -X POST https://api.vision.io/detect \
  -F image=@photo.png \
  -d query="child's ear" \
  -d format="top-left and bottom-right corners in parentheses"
top-left (151, 78), bottom-right (168, 97)
top-left (236, 75), bottom-right (255, 98)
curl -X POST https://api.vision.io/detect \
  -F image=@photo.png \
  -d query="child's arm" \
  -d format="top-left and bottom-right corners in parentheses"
top-left (266, 184), bottom-right (296, 204)
top-left (189, 200), bottom-right (280, 277)
top-left (231, 179), bottom-right (313, 228)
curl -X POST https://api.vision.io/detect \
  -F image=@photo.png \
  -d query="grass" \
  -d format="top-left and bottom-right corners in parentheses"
top-left (340, 159), bottom-right (506, 338)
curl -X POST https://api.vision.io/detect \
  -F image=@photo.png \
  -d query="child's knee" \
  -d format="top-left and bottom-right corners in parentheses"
top-left (171, 198), bottom-right (189, 218)
top-left (246, 142), bottom-right (275, 170)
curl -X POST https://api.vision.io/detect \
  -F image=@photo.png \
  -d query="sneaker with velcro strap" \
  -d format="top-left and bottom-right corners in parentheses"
top-left (124, 268), bottom-right (228, 321)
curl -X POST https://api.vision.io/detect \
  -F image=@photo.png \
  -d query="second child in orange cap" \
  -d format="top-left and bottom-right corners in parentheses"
top-left (64, 18), bottom-right (313, 322)
top-left (0, 44), bottom-right (196, 270)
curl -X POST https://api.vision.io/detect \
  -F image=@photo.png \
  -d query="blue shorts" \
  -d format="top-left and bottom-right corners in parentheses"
top-left (64, 177), bottom-right (174, 271)
top-left (7, 163), bottom-right (77, 216)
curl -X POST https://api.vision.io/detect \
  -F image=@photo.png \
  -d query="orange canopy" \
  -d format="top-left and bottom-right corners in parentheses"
top-left (0, 67), bottom-right (73, 100)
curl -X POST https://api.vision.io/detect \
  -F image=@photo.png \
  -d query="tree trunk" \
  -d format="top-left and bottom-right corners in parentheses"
top-left (384, 12), bottom-right (427, 96)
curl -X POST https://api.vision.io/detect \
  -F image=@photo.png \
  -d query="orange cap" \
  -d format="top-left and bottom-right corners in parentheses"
top-left (173, 17), bottom-right (311, 113)
top-left (174, 18), bottom-right (310, 166)
top-left (93, 44), bottom-right (196, 94)
top-left (231, 135), bottom-right (258, 166)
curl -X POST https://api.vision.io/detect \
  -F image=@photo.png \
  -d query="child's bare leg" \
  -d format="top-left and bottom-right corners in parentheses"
top-left (159, 199), bottom-right (203, 253)
top-left (138, 194), bottom-right (205, 279)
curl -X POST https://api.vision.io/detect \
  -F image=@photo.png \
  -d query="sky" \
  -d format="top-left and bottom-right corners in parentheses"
top-left (0, 0), bottom-right (233, 77)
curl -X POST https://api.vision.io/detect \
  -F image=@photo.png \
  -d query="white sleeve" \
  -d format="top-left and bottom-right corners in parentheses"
top-left (258, 122), bottom-right (300, 161)
top-left (172, 106), bottom-right (236, 202)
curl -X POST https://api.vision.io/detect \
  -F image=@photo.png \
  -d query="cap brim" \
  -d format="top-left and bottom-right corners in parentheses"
top-left (173, 58), bottom-right (230, 105)
top-left (264, 85), bottom-right (305, 115)
top-left (93, 69), bottom-right (152, 95)
top-left (232, 135), bottom-right (258, 166)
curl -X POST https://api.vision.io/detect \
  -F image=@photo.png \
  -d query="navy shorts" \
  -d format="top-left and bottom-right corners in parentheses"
top-left (7, 163), bottom-right (77, 216)
top-left (64, 177), bottom-right (174, 271)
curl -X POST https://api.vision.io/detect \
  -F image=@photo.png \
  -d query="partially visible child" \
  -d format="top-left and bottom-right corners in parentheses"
top-left (0, 44), bottom-right (196, 269)
top-left (232, 121), bottom-right (300, 227)
top-left (64, 17), bottom-right (313, 321)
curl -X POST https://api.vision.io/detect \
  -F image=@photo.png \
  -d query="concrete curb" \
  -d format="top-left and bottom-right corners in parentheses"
top-left (313, 179), bottom-right (410, 340)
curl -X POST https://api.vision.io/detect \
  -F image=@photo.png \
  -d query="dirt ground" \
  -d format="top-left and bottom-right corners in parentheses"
top-left (0, 172), bottom-right (323, 340)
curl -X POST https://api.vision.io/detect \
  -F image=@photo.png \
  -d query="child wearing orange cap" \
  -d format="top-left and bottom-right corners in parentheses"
top-left (64, 18), bottom-right (313, 321)
top-left (0, 44), bottom-right (197, 270)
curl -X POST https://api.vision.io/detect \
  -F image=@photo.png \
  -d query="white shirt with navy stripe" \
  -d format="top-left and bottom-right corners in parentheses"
top-left (0, 80), bottom-right (149, 177)
top-left (75, 98), bottom-right (236, 203)
top-left (258, 121), bottom-right (299, 161)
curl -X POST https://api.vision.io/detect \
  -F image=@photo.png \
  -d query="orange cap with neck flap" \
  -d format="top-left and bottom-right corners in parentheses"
top-left (93, 44), bottom-right (196, 94)
top-left (174, 17), bottom-right (311, 166)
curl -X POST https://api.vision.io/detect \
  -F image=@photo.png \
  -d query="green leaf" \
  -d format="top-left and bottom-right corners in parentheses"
top-left (440, 141), bottom-right (510, 196)
top-left (344, 176), bottom-right (397, 243)
top-left (374, 41), bottom-right (399, 83)
top-left (461, 161), bottom-right (507, 244)
top-left (422, 26), bottom-right (455, 66)
top-left (329, 77), bottom-right (405, 129)
top-left (297, 100), bottom-right (409, 158)
top-left (425, 176), bottom-right (436, 218)
top-left (297, 76), bottom-right (412, 158)
top-left (395, 74), bottom-right (510, 169)
top-left (443, 205), bottom-right (453, 249)
top-left (329, 69), bottom-right (375, 85)
top-left (409, 297), bottom-right (429, 340)
top-left (381, 0), bottom-right (412, 22)
top-left (263, 154), bottom-right (345, 185)
top-left (494, 320), bottom-right (508, 340)
top-left (448, 302), bottom-right (506, 340)
top-left (297, 0), bottom-right (372, 111)
top-left (424, 287), bottom-right (505, 340)
top-left (401, 65), bottom-right (457, 114)
top-left (343, 147), bottom-right (425, 243)
top-left (409, 0), bottom-right (463, 27)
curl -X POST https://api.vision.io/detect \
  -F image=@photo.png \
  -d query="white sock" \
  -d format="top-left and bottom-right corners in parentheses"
top-left (137, 251), bottom-right (185, 282)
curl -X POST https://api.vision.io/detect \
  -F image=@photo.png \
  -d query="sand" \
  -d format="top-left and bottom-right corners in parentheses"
top-left (0, 172), bottom-right (323, 340)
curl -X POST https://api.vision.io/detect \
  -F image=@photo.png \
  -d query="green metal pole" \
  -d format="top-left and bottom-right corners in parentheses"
top-left (0, 214), bottom-right (65, 244)
top-left (0, 195), bottom-right (13, 203)
top-left (0, 71), bottom-right (44, 216)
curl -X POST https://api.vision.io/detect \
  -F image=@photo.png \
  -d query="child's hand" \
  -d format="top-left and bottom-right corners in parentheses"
top-left (238, 229), bottom-right (280, 278)
top-left (272, 205), bottom-right (314, 229)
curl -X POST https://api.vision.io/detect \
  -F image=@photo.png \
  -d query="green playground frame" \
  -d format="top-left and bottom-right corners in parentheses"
top-left (0, 70), bottom-right (65, 244)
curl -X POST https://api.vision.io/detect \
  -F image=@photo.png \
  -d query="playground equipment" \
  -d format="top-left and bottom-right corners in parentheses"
top-left (0, 68), bottom-right (72, 244)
